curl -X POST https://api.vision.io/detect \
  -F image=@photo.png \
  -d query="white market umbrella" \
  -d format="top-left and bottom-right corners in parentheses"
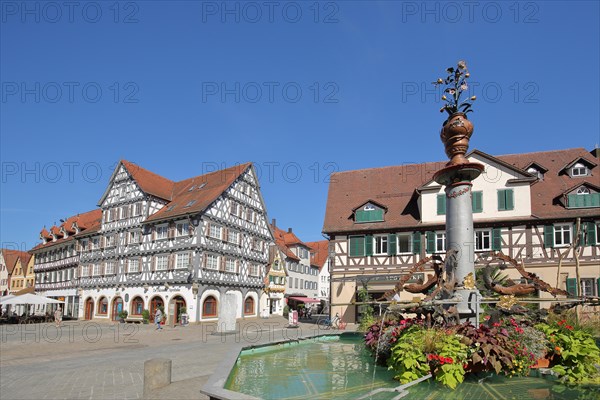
top-left (0, 293), bottom-right (64, 305)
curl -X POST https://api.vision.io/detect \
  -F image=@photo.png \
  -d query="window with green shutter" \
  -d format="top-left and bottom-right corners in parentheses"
top-left (412, 232), bottom-right (421, 254)
top-left (492, 228), bottom-right (502, 251)
top-left (387, 234), bottom-right (397, 256)
top-left (497, 189), bottom-right (514, 211)
top-left (566, 277), bottom-right (578, 297)
top-left (472, 191), bottom-right (483, 213)
top-left (426, 232), bottom-right (435, 253)
top-left (586, 222), bottom-right (597, 246)
top-left (543, 225), bottom-right (554, 248)
top-left (355, 204), bottom-right (384, 223)
top-left (349, 236), bottom-right (365, 257)
top-left (567, 193), bottom-right (600, 208)
top-left (365, 235), bottom-right (373, 256)
top-left (437, 194), bottom-right (446, 215)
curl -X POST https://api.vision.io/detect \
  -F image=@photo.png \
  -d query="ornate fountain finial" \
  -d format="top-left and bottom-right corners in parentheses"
top-left (434, 60), bottom-right (477, 165)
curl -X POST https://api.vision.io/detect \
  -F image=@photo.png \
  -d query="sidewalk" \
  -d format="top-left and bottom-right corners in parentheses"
top-left (0, 317), bottom-right (356, 399)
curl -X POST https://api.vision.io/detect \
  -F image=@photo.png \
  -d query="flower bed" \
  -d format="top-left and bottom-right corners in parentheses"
top-left (363, 315), bottom-right (600, 389)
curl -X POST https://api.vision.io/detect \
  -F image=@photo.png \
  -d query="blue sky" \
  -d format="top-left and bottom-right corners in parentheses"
top-left (1, 0), bottom-right (599, 250)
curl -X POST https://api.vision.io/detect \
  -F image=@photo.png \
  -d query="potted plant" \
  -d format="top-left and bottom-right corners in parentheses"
top-left (433, 60), bottom-right (477, 166)
top-left (141, 309), bottom-right (150, 324)
top-left (118, 310), bottom-right (128, 323)
top-left (178, 307), bottom-right (188, 325)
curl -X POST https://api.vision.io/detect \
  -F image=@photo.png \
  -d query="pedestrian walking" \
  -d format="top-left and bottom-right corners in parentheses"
top-left (54, 306), bottom-right (63, 328)
top-left (155, 308), bottom-right (163, 330)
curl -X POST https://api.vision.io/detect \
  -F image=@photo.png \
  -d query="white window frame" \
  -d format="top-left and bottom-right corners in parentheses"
top-left (156, 255), bottom-right (168, 271)
top-left (176, 253), bottom-right (190, 270)
top-left (435, 232), bottom-right (447, 253)
top-left (225, 258), bottom-right (236, 273)
top-left (105, 261), bottom-right (115, 275)
top-left (134, 202), bottom-right (142, 216)
top-left (128, 259), bottom-right (139, 273)
top-left (571, 163), bottom-right (588, 177)
top-left (92, 264), bottom-right (101, 276)
top-left (554, 224), bottom-right (572, 247)
top-left (374, 235), bottom-right (388, 255)
top-left (130, 231), bottom-right (140, 244)
top-left (206, 254), bottom-right (219, 270)
top-left (581, 278), bottom-right (597, 297)
top-left (209, 224), bottom-right (222, 240)
top-left (176, 222), bottom-right (190, 237)
top-left (156, 225), bottom-right (168, 240)
top-left (397, 233), bottom-right (412, 254)
top-left (249, 263), bottom-right (259, 276)
top-left (475, 230), bottom-right (492, 251)
top-left (229, 230), bottom-right (239, 245)
top-left (576, 187), bottom-right (590, 195)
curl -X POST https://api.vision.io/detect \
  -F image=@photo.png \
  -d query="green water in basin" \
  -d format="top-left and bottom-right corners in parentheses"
top-left (224, 334), bottom-right (599, 399)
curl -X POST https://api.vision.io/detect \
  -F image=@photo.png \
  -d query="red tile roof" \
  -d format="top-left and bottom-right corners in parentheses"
top-left (144, 163), bottom-right (252, 223)
top-left (270, 225), bottom-right (301, 261)
top-left (31, 209), bottom-right (102, 251)
top-left (1, 249), bottom-right (30, 274)
top-left (323, 148), bottom-right (599, 234)
top-left (306, 240), bottom-right (329, 270)
top-left (121, 160), bottom-right (176, 201)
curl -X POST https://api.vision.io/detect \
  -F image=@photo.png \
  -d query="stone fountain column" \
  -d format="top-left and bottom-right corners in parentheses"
top-left (433, 112), bottom-right (483, 323)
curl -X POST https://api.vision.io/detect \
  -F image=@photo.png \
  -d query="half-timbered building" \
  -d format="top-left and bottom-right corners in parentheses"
top-left (30, 210), bottom-right (102, 318)
top-left (270, 222), bottom-right (320, 310)
top-left (76, 161), bottom-right (272, 324)
top-left (323, 147), bottom-right (600, 322)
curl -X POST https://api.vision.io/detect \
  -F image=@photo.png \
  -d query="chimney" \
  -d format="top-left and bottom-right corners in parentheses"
top-left (288, 228), bottom-right (292, 233)
top-left (271, 218), bottom-right (276, 227)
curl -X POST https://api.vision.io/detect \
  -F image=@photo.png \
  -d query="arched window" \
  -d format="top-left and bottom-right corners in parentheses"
top-left (576, 187), bottom-right (590, 195)
top-left (572, 163), bottom-right (588, 177)
top-left (131, 297), bottom-right (144, 316)
top-left (203, 296), bottom-right (218, 317)
top-left (98, 297), bottom-right (108, 315)
top-left (244, 297), bottom-right (255, 315)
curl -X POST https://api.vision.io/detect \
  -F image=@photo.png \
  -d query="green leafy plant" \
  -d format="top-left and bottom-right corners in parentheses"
top-left (141, 309), bottom-right (150, 322)
top-left (387, 327), bottom-right (431, 384)
top-left (118, 310), bottom-right (128, 320)
top-left (455, 322), bottom-right (516, 374)
top-left (536, 320), bottom-right (600, 384)
top-left (282, 305), bottom-right (290, 318)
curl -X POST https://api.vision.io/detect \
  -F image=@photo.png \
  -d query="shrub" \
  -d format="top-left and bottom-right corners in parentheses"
top-left (282, 305), bottom-right (290, 318)
top-left (141, 309), bottom-right (150, 321)
top-left (118, 310), bottom-right (128, 320)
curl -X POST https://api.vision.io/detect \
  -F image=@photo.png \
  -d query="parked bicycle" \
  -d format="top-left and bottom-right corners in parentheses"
top-left (318, 313), bottom-right (346, 330)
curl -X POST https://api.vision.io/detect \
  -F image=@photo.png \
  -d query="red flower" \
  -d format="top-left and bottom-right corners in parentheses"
top-left (400, 320), bottom-right (407, 325)
top-left (565, 325), bottom-right (573, 330)
top-left (493, 322), bottom-right (501, 327)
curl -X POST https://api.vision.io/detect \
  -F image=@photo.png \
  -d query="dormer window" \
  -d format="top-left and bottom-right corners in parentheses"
top-left (571, 163), bottom-right (589, 177)
top-left (355, 202), bottom-right (385, 223)
top-left (526, 167), bottom-right (543, 180)
top-left (577, 187), bottom-right (590, 195)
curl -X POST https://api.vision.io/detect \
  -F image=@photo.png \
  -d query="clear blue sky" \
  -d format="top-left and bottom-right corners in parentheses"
top-left (1, 1), bottom-right (599, 251)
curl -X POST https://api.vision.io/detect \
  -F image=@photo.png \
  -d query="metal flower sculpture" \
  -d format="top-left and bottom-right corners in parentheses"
top-left (434, 60), bottom-right (476, 116)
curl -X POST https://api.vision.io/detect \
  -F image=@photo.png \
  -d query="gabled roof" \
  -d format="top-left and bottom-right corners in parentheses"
top-left (559, 156), bottom-right (597, 174)
top-left (306, 240), bottom-right (329, 270)
top-left (524, 161), bottom-right (548, 173)
top-left (323, 147), bottom-right (599, 234)
top-left (270, 224), bottom-right (301, 261)
top-left (144, 163), bottom-right (252, 223)
top-left (1, 249), bottom-right (30, 274)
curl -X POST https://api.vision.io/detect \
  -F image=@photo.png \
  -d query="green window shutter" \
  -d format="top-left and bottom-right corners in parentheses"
top-left (492, 228), bottom-right (502, 251)
top-left (412, 232), bottom-right (421, 254)
top-left (505, 189), bottom-right (514, 210)
top-left (387, 234), bottom-right (397, 256)
top-left (373, 209), bottom-right (384, 221)
top-left (426, 232), bottom-right (435, 253)
top-left (349, 236), bottom-right (365, 257)
top-left (437, 194), bottom-right (446, 215)
top-left (597, 278), bottom-right (600, 298)
top-left (566, 278), bottom-right (578, 297)
top-left (586, 222), bottom-right (597, 246)
top-left (355, 210), bottom-right (366, 222)
top-left (365, 235), bottom-right (373, 256)
top-left (592, 193), bottom-right (600, 207)
top-left (472, 191), bottom-right (483, 213)
top-left (497, 190), bottom-right (506, 211)
top-left (543, 225), bottom-right (554, 248)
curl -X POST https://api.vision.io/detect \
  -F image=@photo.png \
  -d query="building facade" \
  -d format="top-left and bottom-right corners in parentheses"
top-left (72, 160), bottom-right (272, 324)
top-left (323, 148), bottom-right (600, 322)
top-left (306, 240), bottom-right (330, 304)
top-left (30, 210), bottom-right (102, 318)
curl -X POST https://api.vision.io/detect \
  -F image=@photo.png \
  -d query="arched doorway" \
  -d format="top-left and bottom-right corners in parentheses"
top-left (244, 296), bottom-right (255, 316)
top-left (202, 295), bottom-right (218, 319)
top-left (84, 298), bottom-right (94, 320)
top-left (111, 297), bottom-right (123, 321)
top-left (130, 296), bottom-right (144, 317)
top-left (150, 296), bottom-right (164, 320)
top-left (170, 295), bottom-right (186, 325)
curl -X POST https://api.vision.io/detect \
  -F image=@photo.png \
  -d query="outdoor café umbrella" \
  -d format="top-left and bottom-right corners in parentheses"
top-left (0, 293), bottom-right (64, 305)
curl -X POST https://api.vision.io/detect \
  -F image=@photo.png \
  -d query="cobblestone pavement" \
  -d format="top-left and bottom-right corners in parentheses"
top-left (1, 316), bottom-right (353, 399)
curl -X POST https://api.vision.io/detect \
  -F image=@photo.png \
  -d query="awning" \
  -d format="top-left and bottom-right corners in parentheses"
top-left (288, 297), bottom-right (321, 303)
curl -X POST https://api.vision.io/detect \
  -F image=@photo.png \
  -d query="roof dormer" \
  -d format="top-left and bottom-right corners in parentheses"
top-left (560, 157), bottom-right (596, 178)
top-left (352, 200), bottom-right (387, 223)
top-left (524, 162), bottom-right (547, 180)
top-left (565, 183), bottom-right (600, 209)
